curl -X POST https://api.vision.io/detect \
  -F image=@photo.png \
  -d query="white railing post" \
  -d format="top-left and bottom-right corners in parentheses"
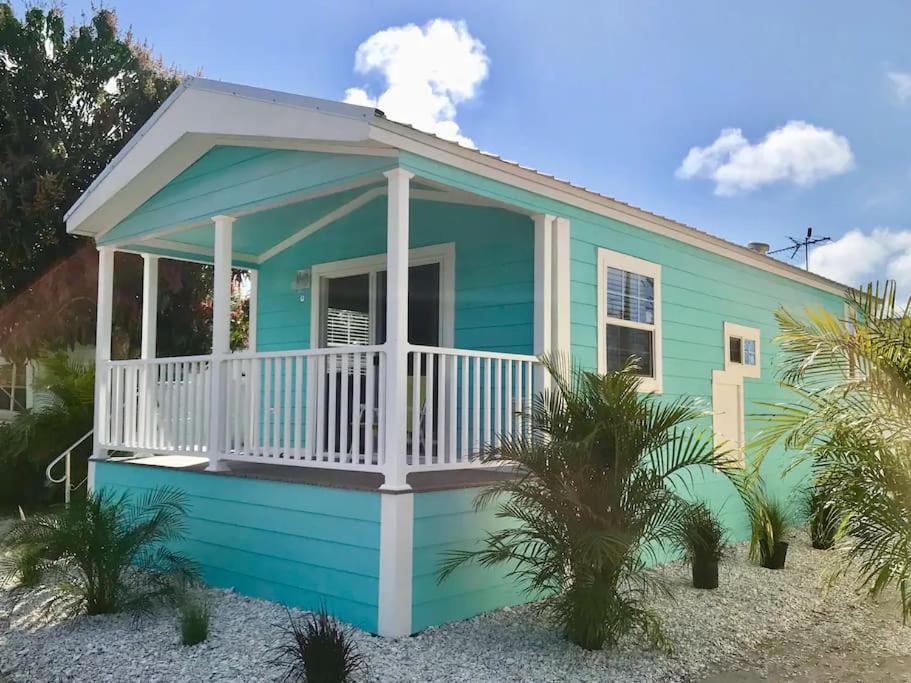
top-left (207, 215), bottom-right (234, 471)
top-left (91, 246), bottom-right (115, 479)
top-left (140, 255), bottom-right (159, 449)
top-left (381, 168), bottom-right (413, 491)
top-left (534, 214), bottom-right (554, 394)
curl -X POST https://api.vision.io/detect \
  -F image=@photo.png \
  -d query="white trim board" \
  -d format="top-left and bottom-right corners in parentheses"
top-left (308, 243), bottom-right (456, 350)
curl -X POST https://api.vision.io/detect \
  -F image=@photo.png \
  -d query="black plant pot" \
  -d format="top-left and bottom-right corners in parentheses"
top-left (692, 559), bottom-right (719, 589)
top-left (759, 540), bottom-right (789, 569)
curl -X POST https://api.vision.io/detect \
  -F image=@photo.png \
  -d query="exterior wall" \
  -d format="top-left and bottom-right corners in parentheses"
top-left (256, 197), bottom-right (535, 355)
top-left (412, 487), bottom-right (529, 632)
top-left (93, 461), bottom-right (382, 632)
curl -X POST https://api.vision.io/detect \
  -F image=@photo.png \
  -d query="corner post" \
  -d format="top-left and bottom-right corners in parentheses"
top-left (377, 168), bottom-right (415, 638)
top-left (533, 214), bottom-right (554, 392)
top-left (90, 246), bottom-right (115, 492)
top-left (247, 269), bottom-right (258, 352)
top-left (207, 215), bottom-right (234, 472)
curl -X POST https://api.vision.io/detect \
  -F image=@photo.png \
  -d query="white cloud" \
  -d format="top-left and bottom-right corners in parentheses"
top-left (676, 121), bottom-right (854, 195)
top-left (887, 70), bottom-right (911, 103)
top-left (810, 228), bottom-right (911, 299)
top-left (344, 19), bottom-right (489, 148)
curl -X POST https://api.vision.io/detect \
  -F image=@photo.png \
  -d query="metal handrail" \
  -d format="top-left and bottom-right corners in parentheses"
top-left (46, 429), bottom-right (94, 506)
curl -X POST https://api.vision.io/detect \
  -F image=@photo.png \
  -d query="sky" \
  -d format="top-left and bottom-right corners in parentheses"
top-left (57, 1), bottom-right (911, 294)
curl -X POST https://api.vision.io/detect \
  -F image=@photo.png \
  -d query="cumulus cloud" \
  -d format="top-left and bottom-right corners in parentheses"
top-left (344, 19), bottom-right (488, 148)
top-left (887, 70), bottom-right (911, 103)
top-left (810, 228), bottom-right (911, 299)
top-left (676, 121), bottom-right (854, 195)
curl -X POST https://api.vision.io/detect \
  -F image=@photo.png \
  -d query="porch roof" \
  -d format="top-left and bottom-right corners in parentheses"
top-left (67, 77), bottom-right (849, 295)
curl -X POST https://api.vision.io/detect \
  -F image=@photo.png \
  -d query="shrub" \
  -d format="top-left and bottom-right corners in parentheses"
top-left (802, 486), bottom-right (839, 550)
top-left (0, 487), bottom-right (198, 616)
top-left (180, 596), bottom-right (211, 646)
top-left (272, 607), bottom-right (365, 683)
top-left (439, 356), bottom-right (739, 651)
top-left (676, 502), bottom-right (727, 565)
top-left (742, 484), bottom-right (791, 569)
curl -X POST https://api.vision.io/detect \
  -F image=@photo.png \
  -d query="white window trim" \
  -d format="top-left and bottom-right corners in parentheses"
top-left (596, 248), bottom-right (663, 393)
top-left (723, 322), bottom-right (761, 379)
top-left (309, 242), bottom-right (456, 349)
top-left (0, 358), bottom-right (33, 421)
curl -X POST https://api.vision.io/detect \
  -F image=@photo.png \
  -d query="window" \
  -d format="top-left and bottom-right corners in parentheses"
top-left (722, 322), bottom-right (760, 379)
top-left (597, 249), bottom-right (662, 392)
top-left (728, 336), bottom-right (756, 366)
top-left (0, 361), bottom-right (28, 414)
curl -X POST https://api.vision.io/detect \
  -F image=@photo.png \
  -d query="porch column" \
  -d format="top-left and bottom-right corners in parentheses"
top-left (246, 269), bottom-right (258, 352)
top-left (381, 168), bottom-right (413, 491)
top-left (139, 255), bottom-right (159, 451)
top-left (207, 215), bottom-right (234, 472)
top-left (90, 246), bottom-right (115, 491)
top-left (533, 214), bottom-right (554, 392)
top-left (551, 217), bottom-right (571, 356)
top-left (377, 168), bottom-right (414, 638)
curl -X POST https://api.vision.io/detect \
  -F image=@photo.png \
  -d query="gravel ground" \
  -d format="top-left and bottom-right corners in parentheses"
top-left (1, 534), bottom-right (909, 682)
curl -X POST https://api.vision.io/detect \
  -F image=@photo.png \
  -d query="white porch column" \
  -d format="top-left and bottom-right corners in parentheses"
top-left (381, 168), bottom-right (413, 491)
top-left (207, 215), bottom-right (235, 472)
top-left (246, 269), bottom-right (258, 352)
top-left (89, 246), bottom-right (115, 491)
top-left (377, 168), bottom-right (415, 638)
top-left (551, 217), bottom-right (571, 356)
top-left (533, 214), bottom-right (554, 392)
top-left (139, 255), bottom-right (159, 451)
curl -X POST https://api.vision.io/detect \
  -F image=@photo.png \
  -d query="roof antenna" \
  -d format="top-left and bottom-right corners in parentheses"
top-left (767, 227), bottom-right (831, 271)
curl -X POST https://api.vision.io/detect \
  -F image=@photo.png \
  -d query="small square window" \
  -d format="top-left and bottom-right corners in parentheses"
top-left (743, 339), bottom-right (756, 366)
top-left (729, 337), bottom-right (742, 364)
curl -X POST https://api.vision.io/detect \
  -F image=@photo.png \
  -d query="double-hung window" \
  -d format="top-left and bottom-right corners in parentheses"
top-left (0, 360), bottom-right (29, 418)
top-left (597, 249), bottom-right (662, 392)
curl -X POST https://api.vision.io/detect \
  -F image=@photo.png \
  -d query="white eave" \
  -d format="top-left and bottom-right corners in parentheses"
top-left (66, 78), bottom-right (850, 297)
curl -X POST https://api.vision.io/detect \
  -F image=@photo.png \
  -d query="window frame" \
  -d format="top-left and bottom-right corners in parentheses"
top-left (596, 249), bottom-right (663, 393)
top-left (0, 358), bottom-right (33, 420)
top-left (723, 322), bottom-right (760, 379)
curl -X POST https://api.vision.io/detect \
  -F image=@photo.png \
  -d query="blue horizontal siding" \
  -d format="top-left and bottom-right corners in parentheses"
top-left (94, 461), bottom-right (381, 632)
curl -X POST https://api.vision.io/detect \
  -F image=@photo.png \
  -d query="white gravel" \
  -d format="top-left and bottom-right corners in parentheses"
top-left (1, 534), bottom-right (909, 682)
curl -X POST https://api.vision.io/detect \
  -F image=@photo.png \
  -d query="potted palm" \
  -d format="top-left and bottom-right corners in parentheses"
top-left (802, 485), bottom-right (839, 550)
top-left (676, 502), bottom-right (727, 589)
top-left (745, 487), bottom-right (790, 569)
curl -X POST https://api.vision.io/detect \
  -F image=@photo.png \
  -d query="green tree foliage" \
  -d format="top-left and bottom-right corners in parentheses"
top-left (439, 356), bottom-right (739, 651)
top-left (0, 5), bottom-right (178, 301)
top-left (757, 281), bottom-right (911, 620)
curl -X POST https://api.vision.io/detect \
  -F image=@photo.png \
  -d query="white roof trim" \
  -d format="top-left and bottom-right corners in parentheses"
top-left (67, 78), bottom-right (849, 297)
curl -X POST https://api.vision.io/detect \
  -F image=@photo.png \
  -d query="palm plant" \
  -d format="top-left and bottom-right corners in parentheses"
top-left (0, 352), bottom-right (94, 510)
top-left (1, 487), bottom-right (198, 616)
top-left (741, 482), bottom-right (791, 569)
top-left (675, 502), bottom-right (727, 588)
top-left (438, 356), bottom-right (739, 651)
top-left (756, 281), bottom-right (911, 619)
top-left (801, 485), bottom-right (839, 550)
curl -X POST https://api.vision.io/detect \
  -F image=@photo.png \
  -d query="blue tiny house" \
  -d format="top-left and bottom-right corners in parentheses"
top-left (69, 79), bottom-right (846, 636)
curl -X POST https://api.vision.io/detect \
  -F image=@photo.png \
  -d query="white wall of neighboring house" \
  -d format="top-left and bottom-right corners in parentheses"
top-left (0, 345), bottom-right (95, 422)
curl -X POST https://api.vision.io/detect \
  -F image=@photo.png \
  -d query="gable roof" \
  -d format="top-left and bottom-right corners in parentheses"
top-left (66, 77), bottom-right (849, 297)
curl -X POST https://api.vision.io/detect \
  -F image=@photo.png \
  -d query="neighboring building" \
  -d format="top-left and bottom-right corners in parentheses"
top-left (66, 78), bottom-right (847, 637)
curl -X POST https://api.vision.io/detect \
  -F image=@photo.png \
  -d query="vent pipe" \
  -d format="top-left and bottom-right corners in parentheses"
top-left (747, 242), bottom-right (770, 256)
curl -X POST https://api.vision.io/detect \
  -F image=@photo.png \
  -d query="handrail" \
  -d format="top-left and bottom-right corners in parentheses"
top-left (46, 429), bottom-right (94, 506)
top-left (408, 344), bottom-right (540, 363)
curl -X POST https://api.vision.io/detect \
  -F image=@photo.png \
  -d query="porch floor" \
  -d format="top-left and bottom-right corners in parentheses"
top-left (105, 454), bottom-right (518, 493)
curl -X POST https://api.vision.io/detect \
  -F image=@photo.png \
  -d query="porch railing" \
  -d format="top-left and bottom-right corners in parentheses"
top-left (99, 345), bottom-right (539, 475)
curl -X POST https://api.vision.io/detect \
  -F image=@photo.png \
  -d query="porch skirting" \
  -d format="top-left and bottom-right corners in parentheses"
top-left (92, 458), bottom-right (529, 635)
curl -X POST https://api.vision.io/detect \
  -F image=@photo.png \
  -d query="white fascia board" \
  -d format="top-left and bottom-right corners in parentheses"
top-left (66, 80), bottom-right (376, 238)
top-left (368, 120), bottom-right (849, 297)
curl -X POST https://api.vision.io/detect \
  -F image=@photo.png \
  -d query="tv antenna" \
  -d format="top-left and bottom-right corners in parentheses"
top-left (768, 227), bottom-right (831, 271)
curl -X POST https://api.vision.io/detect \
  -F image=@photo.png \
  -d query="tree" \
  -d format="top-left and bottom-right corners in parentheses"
top-left (758, 281), bottom-right (911, 621)
top-left (0, 5), bottom-right (178, 301)
top-left (439, 356), bottom-right (738, 650)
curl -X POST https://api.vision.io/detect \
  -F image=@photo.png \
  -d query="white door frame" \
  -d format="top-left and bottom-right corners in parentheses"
top-left (309, 242), bottom-right (456, 349)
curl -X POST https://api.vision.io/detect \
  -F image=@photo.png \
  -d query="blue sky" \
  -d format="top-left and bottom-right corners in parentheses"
top-left (60, 1), bottom-right (911, 291)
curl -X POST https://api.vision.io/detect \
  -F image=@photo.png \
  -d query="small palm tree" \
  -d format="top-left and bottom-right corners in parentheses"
top-left (439, 356), bottom-right (739, 651)
top-left (1, 487), bottom-right (198, 616)
top-left (757, 281), bottom-right (911, 620)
